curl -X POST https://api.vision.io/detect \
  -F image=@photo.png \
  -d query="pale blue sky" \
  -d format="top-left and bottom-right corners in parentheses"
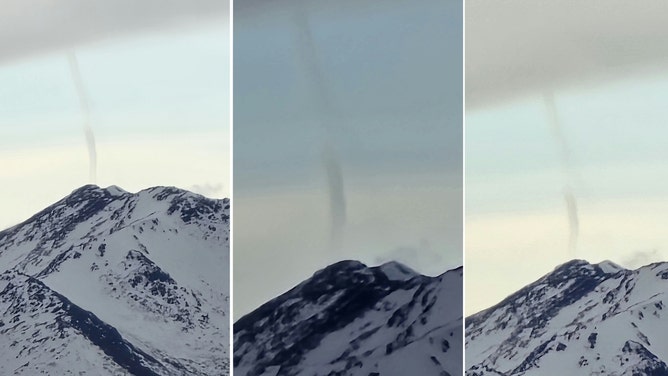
top-left (467, 74), bottom-right (668, 213)
top-left (0, 24), bottom-right (228, 145)
top-left (0, 21), bottom-right (229, 230)
top-left (467, 72), bottom-right (668, 314)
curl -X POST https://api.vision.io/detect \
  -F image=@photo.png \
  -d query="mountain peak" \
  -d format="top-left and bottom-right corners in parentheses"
top-left (320, 259), bottom-right (368, 272)
top-left (467, 257), bottom-right (668, 375)
top-left (66, 184), bottom-right (109, 200)
top-left (234, 260), bottom-right (462, 376)
top-left (552, 259), bottom-right (627, 275)
top-left (59, 185), bottom-right (133, 213)
top-left (595, 259), bottom-right (625, 274)
top-left (0, 183), bottom-right (230, 375)
top-left (374, 261), bottom-right (420, 281)
top-left (552, 258), bottom-right (592, 271)
top-left (67, 184), bottom-right (223, 202)
top-left (105, 185), bottom-right (129, 197)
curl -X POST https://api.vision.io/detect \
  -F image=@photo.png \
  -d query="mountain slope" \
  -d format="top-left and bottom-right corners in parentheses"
top-left (234, 260), bottom-right (462, 376)
top-left (0, 185), bottom-right (230, 375)
top-left (466, 259), bottom-right (668, 376)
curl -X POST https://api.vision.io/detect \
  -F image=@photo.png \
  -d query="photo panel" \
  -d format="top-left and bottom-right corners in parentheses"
top-left (0, 2), bottom-right (231, 375)
top-left (466, 1), bottom-right (668, 374)
top-left (233, 0), bottom-right (463, 375)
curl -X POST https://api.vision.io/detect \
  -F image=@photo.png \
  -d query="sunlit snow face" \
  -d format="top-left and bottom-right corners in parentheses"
top-left (233, 0), bottom-right (462, 317)
top-left (0, 20), bottom-right (230, 231)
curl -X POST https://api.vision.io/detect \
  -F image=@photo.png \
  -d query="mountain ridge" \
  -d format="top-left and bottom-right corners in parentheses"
top-left (234, 260), bottom-right (462, 376)
top-left (0, 184), bottom-right (230, 375)
top-left (466, 258), bottom-right (668, 376)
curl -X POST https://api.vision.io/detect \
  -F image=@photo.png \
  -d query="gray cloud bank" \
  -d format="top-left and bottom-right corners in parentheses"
top-left (67, 51), bottom-right (97, 184)
top-left (0, 0), bottom-right (227, 64)
top-left (467, 0), bottom-right (668, 108)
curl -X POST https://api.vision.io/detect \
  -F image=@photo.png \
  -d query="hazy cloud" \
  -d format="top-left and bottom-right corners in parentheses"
top-left (190, 183), bottom-right (225, 199)
top-left (374, 240), bottom-right (449, 276)
top-left (622, 249), bottom-right (661, 269)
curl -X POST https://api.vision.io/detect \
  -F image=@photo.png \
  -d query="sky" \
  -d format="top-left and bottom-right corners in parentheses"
top-left (465, 1), bottom-right (668, 315)
top-left (0, 7), bottom-right (229, 231)
top-left (234, 0), bottom-right (462, 317)
top-left (466, 74), bottom-right (668, 314)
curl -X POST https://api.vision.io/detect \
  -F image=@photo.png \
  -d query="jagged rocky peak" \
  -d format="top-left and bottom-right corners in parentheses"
top-left (306, 260), bottom-right (379, 287)
top-left (550, 258), bottom-right (627, 275)
top-left (252, 260), bottom-right (423, 310)
top-left (105, 184), bottom-right (129, 196)
top-left (596, 259), bottom-right (625, 273)
top-left (60, 184), bottom-right (130, 208)
top-left (305, 260), bottom-right (423, 287)
top-left (376, 260), bottom-right (421, 281)
top-left (4, 184), bottom-right (223, 233)
top-left (0, 184), bottom-right (229, 262)
top-left (234, 260), bottom-right (392, 332)
top-left (63, 184), bottom-right (226, 204)
top-left (523, 259), bottom-right (626, 293)
top-left (553, 258), bottom-right (592, 269)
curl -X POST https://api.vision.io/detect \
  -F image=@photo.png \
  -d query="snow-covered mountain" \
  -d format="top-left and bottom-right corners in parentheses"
top-left (234, 260), bottom-right (462, 376)
top-left (0, 184), bottom-right (230, 375)
top-left (466, 259), bottom-right (668, 376)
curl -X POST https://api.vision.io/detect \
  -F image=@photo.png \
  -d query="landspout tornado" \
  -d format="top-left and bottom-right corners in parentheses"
top-left (293, 4), bottom-right (346, 251)
top-left (322, 144), bottom-right (346, 251)
top-left (545, 91), bottom-right (578, 257)
top-left (563, 188), bottom-right (579, 257)
top-left (67, 51), bottom-right (97, 184)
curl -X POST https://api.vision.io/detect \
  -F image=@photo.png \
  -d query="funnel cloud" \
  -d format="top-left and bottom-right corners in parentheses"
top-left (67, 51), bottom-right (97, 183)
top-left (293, 6), bottom-right (347, 251)
top-left (544, 91), bottom-right (579, 256)
top-left (563, 187), bottom-right (579, 257)
top-left (322, 145), bottom-right (346, 251)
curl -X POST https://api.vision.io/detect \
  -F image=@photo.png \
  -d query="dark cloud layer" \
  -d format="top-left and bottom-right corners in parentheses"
top-left (467, 0), bottom-right (668, 108)
top-left (0, 0), bottom-right (227, 64)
